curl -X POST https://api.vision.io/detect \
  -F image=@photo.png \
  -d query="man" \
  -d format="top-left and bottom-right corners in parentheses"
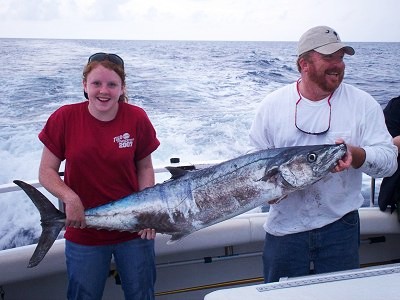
top-left (249, 25), bottom-right (398, 283)
top-left (378, 95), bottom-right (400, 218)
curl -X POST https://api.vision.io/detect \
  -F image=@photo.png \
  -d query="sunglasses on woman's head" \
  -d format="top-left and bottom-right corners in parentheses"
top-left (88, 53), bottom-right (124, 69)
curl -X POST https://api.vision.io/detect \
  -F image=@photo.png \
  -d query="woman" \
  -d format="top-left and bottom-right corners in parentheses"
top-left (38, 53), bottom-right (160, 299)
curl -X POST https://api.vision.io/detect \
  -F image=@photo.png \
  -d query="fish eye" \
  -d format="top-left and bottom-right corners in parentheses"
top-left (307, 152), bottom-right (317, 163)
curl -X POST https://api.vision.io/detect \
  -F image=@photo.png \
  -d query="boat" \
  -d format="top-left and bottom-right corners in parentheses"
top-left (1, 161), bottom-right (400, 300)
top-left (205, 262), bottom-right (400, 299)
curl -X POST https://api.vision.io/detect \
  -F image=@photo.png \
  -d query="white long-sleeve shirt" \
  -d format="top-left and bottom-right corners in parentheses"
top-left (249, 82), bottom-right (398, 236)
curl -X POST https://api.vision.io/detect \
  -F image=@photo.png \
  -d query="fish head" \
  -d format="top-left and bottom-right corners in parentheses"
top-left (278, 143), bottom-right (347, 189)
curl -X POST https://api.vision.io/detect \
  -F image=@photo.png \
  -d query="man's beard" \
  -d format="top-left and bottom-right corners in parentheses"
top-left (308, 64), bottom-right (344, 93)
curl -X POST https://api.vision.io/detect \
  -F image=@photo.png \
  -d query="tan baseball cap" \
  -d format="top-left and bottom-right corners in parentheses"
top-left (297, 26), bottom-right (355, 56)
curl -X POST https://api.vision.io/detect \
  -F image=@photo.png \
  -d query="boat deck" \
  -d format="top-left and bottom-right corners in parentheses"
top-left (205, 263), bottom-right (400, 300)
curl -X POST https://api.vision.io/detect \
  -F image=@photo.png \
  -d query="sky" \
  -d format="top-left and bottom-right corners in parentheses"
top-left (0, 0), bottom-right (399, 42)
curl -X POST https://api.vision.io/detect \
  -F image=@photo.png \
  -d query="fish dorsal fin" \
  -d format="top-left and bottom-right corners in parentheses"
top-left (165, 166), bottom-right (188, 180)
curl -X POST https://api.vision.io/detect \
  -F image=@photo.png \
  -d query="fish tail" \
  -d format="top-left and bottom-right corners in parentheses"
top-left (13, 180), bottom-right (66, 268)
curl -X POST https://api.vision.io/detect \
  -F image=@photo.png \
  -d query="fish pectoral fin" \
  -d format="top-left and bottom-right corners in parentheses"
top-left (165, 167), bottom-right (188, 180)
top-left (167, 233), bottom-right (188, 244)
top-left (260, 166), bottom-right (279, 182)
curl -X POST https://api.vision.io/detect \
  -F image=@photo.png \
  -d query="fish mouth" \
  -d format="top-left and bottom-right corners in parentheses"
top-left (324, 143), bottom-right (347, 169)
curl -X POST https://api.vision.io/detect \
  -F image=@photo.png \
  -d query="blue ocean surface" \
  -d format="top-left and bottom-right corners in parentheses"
top-left (0, 38), bottom-right (399, 250)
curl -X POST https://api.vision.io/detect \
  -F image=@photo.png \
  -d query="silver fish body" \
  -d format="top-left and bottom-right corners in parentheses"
top-left (14, 143), bottom-right (346, 267)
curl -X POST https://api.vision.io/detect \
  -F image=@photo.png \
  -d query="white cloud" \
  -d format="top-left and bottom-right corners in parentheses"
top-left (0, 0), bottom-right (399, 41)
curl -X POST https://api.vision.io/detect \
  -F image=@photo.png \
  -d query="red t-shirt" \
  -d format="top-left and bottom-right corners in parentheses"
top-left (39, 101), bottom-right (160, 245)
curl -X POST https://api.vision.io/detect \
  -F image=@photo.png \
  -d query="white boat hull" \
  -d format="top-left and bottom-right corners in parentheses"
top-left (1, 208), bottom-right (400, 299)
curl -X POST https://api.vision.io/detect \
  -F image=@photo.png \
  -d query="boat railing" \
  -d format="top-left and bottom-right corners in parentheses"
top-left (0, 160), bottom-right (220, 194)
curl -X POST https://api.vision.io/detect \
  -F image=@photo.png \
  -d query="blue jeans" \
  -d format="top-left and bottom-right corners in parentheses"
top-left (65, 239), bottom-right (156, 300)
top-left (263, 210), bottom-right (360, 283)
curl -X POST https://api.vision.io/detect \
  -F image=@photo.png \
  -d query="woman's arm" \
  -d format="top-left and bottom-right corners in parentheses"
top-left (136, 154), bottom-right (156, 191)
top-left (38, 146), bottom-right (86, 228)
top-left (135, 154), bottom-right (157, 239)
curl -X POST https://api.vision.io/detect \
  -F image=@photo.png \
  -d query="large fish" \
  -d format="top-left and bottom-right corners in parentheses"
top-left (14, 143), bottom-right (346, 267)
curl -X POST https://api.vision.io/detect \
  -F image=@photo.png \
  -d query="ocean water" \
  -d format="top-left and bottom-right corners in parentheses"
top-left (0, 39), bottom-right (399, 250)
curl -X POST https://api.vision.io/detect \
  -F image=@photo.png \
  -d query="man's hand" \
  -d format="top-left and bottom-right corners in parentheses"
top-left (332, 140), bottom-right (353, 173)
top-left (332, 150), bottom-right (352, 172)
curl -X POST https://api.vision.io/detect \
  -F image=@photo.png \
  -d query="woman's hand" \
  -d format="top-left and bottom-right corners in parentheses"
top-left (139, 228), bottom-right (156, 240)
top-left (65, 198), bottom-right (86, 229)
